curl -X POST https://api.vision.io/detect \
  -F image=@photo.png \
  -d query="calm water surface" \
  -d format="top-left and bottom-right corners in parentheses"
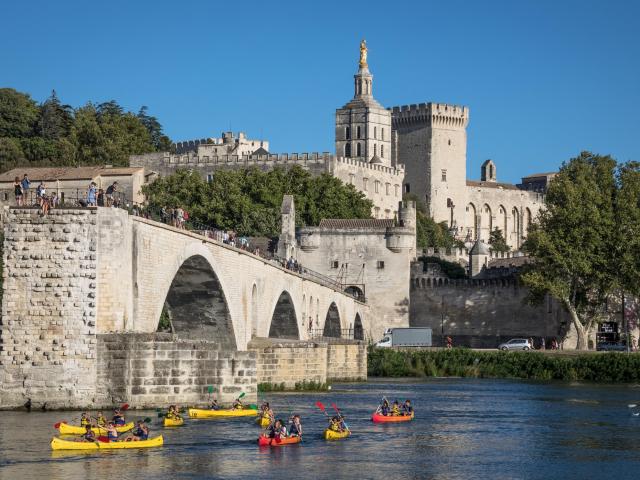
top-left (1, 379), bottom-right (640, 480)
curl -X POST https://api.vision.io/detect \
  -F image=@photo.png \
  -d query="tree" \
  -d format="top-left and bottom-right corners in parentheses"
top-left (0, 137), bottom-right (24, 172)
top-left (521, 152), bottom-right (618, 350)
top-left (615, 161), bottom-right (640, 298)
top-left (488, 228), bottom-right (510, 253)
top-left (0, 88), bottom-right (39, 138)
top-left (405, 194), bottom-right (460, 250)
top-left (37, 90), bottom-right (73, 140)
top-left (142, 166), bottom-right (374, 237)
top-left (138, 106), bottom-right (172, 151)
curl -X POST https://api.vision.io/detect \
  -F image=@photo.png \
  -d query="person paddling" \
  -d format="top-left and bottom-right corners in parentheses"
top-left (210, 399), bottom-right (220, 410)
top-left (402, 399), bottom-right (413, 416)
top-left (288, 415), bottom-right (303, 438)
top-left (80, 412), bottom-right (91, 427)
top-left (81, 424), bottom-right (96, 443)
top-left (328, 416), bottom-right (342, 432)
top-left (232, 397), bottom-right (244, 410)
top-left (104, 422), bottom-right (119, 442)
top-left (267, 419), bottom-right (287, 440)
top-left (112, 408), bottom-right (125, 426)
top-left (130, 420), bottom-right (149, 441)
top-left (260, 402), bottom-right (273, 425)
top-left (166, 405), bottom-right (181, 420)
top-left (96, 411), bottom-right (107, 427)
top-left (391, 400), bottom-right (401, 416)
top-left (377, 399), bottom-right (390, 416)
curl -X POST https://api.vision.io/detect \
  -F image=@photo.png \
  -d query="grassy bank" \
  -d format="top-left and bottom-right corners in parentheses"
top-left (368, 348), bottom-right (640, 382)
top-left (257, 380), bottom-right (329, 393)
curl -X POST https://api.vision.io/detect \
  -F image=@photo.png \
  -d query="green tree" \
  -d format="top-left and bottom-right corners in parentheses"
top-left (0, 137), bottom-right (25, 172)
top-left (488, 228), bottom-right (510, 253)
top-left (521, 152), bottom-right (618, 349)
top-left (0, 88), bottom-right (39, 137)
top-left (137, 106), bottom-right (172, 151)
top-left (37, 90), bottom-right (73, 140)
top-left (405, 194), bottom-right (459, 250)
top-left (142, 166), bottom-right (373, 237)
top-left (615, 161), bottom-right (640, 298)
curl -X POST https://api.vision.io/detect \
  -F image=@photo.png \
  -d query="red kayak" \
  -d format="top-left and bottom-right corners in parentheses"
top-left (257, 435), bottom-right (302, 447)
top-left (371, 412), bottom-right (414, 423)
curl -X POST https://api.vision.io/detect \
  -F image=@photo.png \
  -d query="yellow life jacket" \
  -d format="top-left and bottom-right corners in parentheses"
top-left (392, 406), bottom-right (400, 416)
top-left (80, 417), bottom-right (90, 426)
top-left (330, 422), bottom-right (340, 431)
top-left (97, 416), bottom-right (106, 426)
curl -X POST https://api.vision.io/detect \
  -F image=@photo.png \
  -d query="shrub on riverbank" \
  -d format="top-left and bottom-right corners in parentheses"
top-left (368, 348), bottom-right (640, 382)
top-left (258, 380), bottom-right (328, 392)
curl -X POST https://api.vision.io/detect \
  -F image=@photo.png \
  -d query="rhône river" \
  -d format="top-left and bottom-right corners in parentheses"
top-left (1, 379), bottom-right (640, 480)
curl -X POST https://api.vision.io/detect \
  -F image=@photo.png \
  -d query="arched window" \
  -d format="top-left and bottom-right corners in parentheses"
top-left (345, 143), bottom-right (351, 157)
top-left (373, 144), bottom-right (377, 156)
top-left (381, 128), bottom-right (384, 140)
top-left (356, 143), bottom-right (361, 157)
top-left (374, 126), bottom-right (377, 139)
top-left (381, 144), bottom-right (384, 158)
top-left (345, 126), bottom-right (350, 140)
top-left (356, 126), bottom-right (361, 139)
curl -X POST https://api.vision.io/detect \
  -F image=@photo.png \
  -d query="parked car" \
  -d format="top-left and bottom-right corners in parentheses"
top-left (596, 342), bottom-right (627, 352)
top-left (498, 338), bottom-right (532, 351)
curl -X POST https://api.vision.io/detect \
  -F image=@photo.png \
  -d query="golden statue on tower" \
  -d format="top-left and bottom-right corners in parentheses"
top-left (359, 39), bottom-right (368, 67)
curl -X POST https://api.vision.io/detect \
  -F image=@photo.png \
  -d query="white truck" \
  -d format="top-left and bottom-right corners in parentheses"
top-left (375, 328), bottom-right (433, 348)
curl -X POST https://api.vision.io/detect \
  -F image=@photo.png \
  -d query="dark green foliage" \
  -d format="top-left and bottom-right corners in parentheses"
top-left (157, 306), bottom-right (172, 332)
top-left (488, 228), bottom-right (510, 253)
top-left (142, 167), bottom-right (373, 237)
top-left (258, 380), bottom-right (328, 392)
top-left (0, 88), bottom-right (168, 171)
top-left (405, 194), bottom-right (460, 250)
top-left (368, 347), bottom-right (640, 382)
top-left (419, 256), bottom-right (466, 279)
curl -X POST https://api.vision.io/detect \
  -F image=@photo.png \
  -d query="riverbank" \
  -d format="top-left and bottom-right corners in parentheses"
top-left (368, 347), bottom-right (640, 382)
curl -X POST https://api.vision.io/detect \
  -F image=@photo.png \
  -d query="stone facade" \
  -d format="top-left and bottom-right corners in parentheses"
top-left (0, 207), bottom-right (368, 408)
top-left (288, 198), bottom-right (416, 340)
top-left (97, 333), bottom-right (256, 407)
top-left (173, 131), bottom-right (268, 156)
top-left (249, 338), bottom-right (366, 389)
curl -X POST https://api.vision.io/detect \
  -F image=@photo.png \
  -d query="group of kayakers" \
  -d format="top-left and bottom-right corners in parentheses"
top-left (208, 395), bottom-right (245, 411)
top-left (166, 405), bottom-right (183, 421)
top-left (76, 408), bottom-right (149, 443)
top-left (376, 399), bottom-right (413, 417)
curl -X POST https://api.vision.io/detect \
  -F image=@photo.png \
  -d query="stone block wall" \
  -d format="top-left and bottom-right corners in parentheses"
top-left (1, 208), bottom-right (98, 409)
top-left (97, 333), bottom-right (256, 408)
top-left (326, 341), bottom-right (367, 381)
top-left (249, 338), bottom-right (367, 388)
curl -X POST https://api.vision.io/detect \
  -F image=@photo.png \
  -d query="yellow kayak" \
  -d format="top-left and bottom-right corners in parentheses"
top-left (51, 435), bottom-right (163, 450)
top-left (58, 422), bottom-right (134, 435)
top-left (256, 416), bottom-right (271, 428)
top-left (323, 428), bottom-right (351, 440)
top-left (188, 408), bottom-right (258, 418)
top-left (163, 417), bottom-right (184, 427)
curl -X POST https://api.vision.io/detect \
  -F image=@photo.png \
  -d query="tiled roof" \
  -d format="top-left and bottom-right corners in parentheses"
top-left (319, 218), bottom-right (394, 229)
top-left (0, 166), bottom-right (143, 182)
top-left (466, 180), bottom-right (520, 190)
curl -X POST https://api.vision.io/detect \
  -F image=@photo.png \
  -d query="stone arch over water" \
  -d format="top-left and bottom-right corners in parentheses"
top-left (323, 302), bottom-right (341, 338)
top-left (161, 254), bottom-right (236, 349)
top-left (268, 291), bottom-right (299, 339)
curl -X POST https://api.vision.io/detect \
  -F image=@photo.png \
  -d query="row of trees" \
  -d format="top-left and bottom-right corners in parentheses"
top-left (0, 88), bottom-right (170, 172)
top-left (141, 166), bottom-right (374, 237)
top-left (522, 152), bottom-right (640, 350)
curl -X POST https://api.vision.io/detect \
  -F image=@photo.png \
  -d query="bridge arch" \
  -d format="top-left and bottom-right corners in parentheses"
top-left (268, 291), bottom-right (300, 339)
top-left (323, 302), bottom-right (342, 338)
top-left (160, 253), bottom-right (236, 349)
top-left (354, 313), bottom-right (364, 340)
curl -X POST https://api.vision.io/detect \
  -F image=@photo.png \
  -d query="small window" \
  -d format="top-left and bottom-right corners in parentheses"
top-left (345, 143), bottom-right (351, 157)
top-left (349, 173), bottom-right (355, 185)
top-left (374, 181), bottom-right (379, 193)
top-left (356, 143), bottom-right (362, 157)
top-left (207, 174), bottom-right (213, 183)
top-left (345, 126), bottom-right (350, 140)
top-left (374, 144), bottom-right (377, 156)
top-left (405, 183), bottom-right (410, 193)
top-left (448, 139), bottom-right (451, 146)
top-left (381, 144), bottom-right (384, 158)
top-left (357, 126), bottom-right (361, 139)
top-left (385, 183), bottom-right (390, 195)
top-left (441, 170), bottom-right (447, 182)
top-left (381, 128), bottom-right (384, 140)
top-left (377, 261), bottom-right (385, 269)
top-left (374, 126), bottom-right (377, 139)
top-left (363, 178), bottom-right (368, 191)
top-left (331, 261), bottom-right (339, 269)
top-left (394, 184), bottom-right (399, 197)
top-left (374, 207), bottom-right (380, 218)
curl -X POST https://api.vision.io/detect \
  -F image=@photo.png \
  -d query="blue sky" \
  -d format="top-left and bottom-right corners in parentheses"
top-left (1, 0), bottom-right (638, 183)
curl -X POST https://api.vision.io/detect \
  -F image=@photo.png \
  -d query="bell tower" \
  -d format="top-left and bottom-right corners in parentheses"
top-left (335, 40), bottom-right (392, 165)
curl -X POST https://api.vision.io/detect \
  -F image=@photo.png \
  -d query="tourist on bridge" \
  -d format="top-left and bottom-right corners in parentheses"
top-left (14, 176), bottom-right (23, 206)
top-left (87, 182), bottom-right (97, 206)
top-left (21, 174), bottom-right (31, 202)
top-left (106, 181), bottom-right (118, 207)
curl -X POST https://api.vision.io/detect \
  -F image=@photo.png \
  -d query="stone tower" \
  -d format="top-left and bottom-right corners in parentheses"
top-left (469, 240), bottom-right (490, 277)
top-left (335, 40), bottom-right (392, 165)
top-left (277, 195), bottom-right (296, 259)
top-left (391, 103), bottom-right (469, 228)
top-left (481, 159), bottom-right (497, 182)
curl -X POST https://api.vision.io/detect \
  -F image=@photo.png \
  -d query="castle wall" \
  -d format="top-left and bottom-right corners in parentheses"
top-left (409, 276), bottom-right (572, 348)
top-left (296, 224), bottom-right (413, 341)
top-left (97, 333), bottom-right (256, 407)
top-left (1, 208), bottom-right (99, 408)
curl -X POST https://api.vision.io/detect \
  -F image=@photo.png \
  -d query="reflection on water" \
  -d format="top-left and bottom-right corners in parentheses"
top-left (2, 379), bottom-right (640, 480)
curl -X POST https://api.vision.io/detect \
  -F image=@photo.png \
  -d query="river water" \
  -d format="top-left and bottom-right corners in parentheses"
top-left (1, 378), bottom-right (640, 480)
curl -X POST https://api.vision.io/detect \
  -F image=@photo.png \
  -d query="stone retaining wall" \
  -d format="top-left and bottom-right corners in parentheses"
top-left (249, 338), bottom-right (366, 388)
top-left (97, 333), bottom-right (256, 408)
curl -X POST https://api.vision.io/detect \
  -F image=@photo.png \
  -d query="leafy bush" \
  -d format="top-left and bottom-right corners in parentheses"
top-left (368, 348), bottom-right (640, 383)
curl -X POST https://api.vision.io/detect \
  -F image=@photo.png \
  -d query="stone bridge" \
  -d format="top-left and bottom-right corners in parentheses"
top-left (0, 207), bottom-right (367, 409)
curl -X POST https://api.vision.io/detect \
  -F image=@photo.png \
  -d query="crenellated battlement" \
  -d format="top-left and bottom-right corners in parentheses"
top-left (389, 102), bottom-right (469, 129)
top-left (334, 156), bottom-right (404, 176)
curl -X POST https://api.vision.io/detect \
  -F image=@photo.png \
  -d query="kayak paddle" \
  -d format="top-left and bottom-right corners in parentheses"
top-left (315, 401), bottom-right (329, 417)
top-left (330, 402), bottom-right (350, 431)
